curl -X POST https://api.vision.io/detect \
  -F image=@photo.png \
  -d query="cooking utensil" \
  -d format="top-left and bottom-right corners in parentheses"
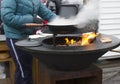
top-left (15, 39), bottom-right (41, 47)
top-left (23, 23), bottom-right (43, 28)
top-left (47, 23), bottom-right (78, 34)
top-left (23, 23), bottom-right (78, 34)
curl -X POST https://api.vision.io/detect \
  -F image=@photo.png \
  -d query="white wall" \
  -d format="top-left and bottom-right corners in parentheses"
top-left (99, 0), bottom-right (120, 59)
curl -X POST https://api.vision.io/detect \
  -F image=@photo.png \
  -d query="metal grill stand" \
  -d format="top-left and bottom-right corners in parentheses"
top-left (53, 33), bottom-right (57, 46)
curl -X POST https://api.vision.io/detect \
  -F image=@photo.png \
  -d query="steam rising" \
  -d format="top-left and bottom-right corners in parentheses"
top-left (49, 0), bottom-right (99, 28)
top-left (48, 16), bottom-right (77, 25)
top-left (62, 0), bottom-right (83, 5)
top-left (75, 0), bottom-right (99, 28)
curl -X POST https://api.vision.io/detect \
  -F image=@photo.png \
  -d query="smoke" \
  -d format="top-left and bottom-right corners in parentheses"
top-left (62, 0), bottom-right (83, 5)
top-left (48, 16), bottom-right (77, 25)
top-left (49, 0), bottom-right (99, 28)
top-left (74, 0), bottom-right (99, 28)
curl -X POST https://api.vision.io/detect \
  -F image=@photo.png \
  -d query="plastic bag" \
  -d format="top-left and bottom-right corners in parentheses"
top-left (0, 63), bottom-right (6, 79)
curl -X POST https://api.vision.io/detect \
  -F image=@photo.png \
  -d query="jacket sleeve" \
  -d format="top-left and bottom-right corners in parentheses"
top-left (38, 1), bottom-right (56, 22)
top-left (1, 0), bottom-right (33, 28)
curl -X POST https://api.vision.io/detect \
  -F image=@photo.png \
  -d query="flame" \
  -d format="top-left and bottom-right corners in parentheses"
top-left (65, 38), bottom-right (76, 45)
top-left (64, 32), bottom-right (98, 46)
top-left (81, 32), bottom-right (98, 46)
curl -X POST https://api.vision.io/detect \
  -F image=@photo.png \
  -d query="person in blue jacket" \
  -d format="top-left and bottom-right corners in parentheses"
top-left (1, 0), bottom-right (56, 84)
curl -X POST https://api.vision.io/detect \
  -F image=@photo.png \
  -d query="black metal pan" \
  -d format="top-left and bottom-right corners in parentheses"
top-left (47, 23), bottom-right (78, 34)
top-left (24, 23), bottom-right (78, 34)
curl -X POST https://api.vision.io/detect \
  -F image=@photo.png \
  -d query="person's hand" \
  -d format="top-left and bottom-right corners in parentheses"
top-left (33, 17), bottom-right (44, 24)
top-left (43, 20), bottom-right (48, 25)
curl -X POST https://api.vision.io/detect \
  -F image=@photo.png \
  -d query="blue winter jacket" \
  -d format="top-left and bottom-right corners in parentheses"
top-left (1, 0), bottom-right (56, 39)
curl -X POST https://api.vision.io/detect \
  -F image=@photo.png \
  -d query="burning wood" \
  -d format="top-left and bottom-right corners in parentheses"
top-left (65, 38), bottom-right (76, 45)
top-left (81, 32), bottom-right (98, 46)
top-left (64, 32), bottom-right (98, 46)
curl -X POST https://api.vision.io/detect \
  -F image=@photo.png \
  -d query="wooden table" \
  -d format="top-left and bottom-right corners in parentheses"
top-left (0, 35), bottom-right (9, 52)
top-left (0, 35), bottom-right (40, 84)
top-left (0, 35), bottom-right (15, 84)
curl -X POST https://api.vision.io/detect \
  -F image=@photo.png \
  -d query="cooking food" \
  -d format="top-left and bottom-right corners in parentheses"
top-left (100, 36), bottom-right (112, 43)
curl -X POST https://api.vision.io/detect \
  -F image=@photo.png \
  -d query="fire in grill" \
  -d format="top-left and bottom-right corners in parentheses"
top-left (42, 32), bottom-right (98, 48)
top-left (15, 33), bottom-right (120, 71)
top-left (27, 34), bottom-right (120, 71)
